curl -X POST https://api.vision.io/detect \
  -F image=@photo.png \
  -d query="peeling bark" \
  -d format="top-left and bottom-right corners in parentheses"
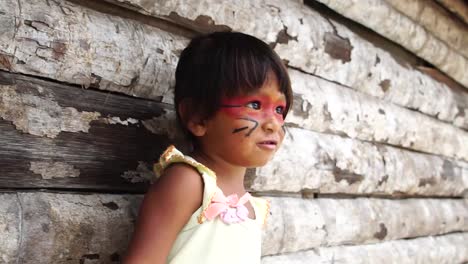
top-left (0, 85), bottom-right (101, 138)
top-left (29, 161), bottom-right (80, 179)
top-left (323, 32), bottom-right (353, 63)
top-left (120, 161), bottom-right (155, 183)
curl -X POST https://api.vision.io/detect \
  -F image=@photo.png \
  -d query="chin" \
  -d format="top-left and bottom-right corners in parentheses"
top-left (245, 156), bottom-right (272, 168)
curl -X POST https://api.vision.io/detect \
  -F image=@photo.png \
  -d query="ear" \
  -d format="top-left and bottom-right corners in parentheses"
top-left (178, 99), bottom-right (207, 137)
top-left (187, 119), bottom-right (207, 137)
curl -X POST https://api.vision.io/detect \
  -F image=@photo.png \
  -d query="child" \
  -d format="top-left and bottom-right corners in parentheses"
top-left (124, 31), bottom-right (293, 264)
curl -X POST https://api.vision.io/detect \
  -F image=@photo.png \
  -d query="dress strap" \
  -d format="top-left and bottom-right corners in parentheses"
top-left (250, 196), bottom-right (271, 227)
top-left (154, 145), bottom-right (218, 224)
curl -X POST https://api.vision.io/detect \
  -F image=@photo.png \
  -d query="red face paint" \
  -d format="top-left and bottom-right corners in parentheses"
top-left (220, 95), bottom-right (287, 124)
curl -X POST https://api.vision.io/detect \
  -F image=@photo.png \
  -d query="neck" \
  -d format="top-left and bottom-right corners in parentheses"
top-left (191, 149), bottom-right (247, 195)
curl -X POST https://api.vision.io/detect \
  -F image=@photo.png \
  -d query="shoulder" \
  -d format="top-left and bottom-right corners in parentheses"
top-left (147, 163), bottom-right (204, 208)
top-left (124, 163), bottom-right (204, 263)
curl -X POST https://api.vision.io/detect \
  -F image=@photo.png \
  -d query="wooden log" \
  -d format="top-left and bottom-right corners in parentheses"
top-left (263, 197), bottom-right (468, 255)
top-left (248, 126), bottom-right (468, 197)
top-left (315, 0), bottom-right (468, 88)
top-left (384, 0), bottom-right (468, 59)
top-left (1, 192), bottom-right (466, 261)
top-left (99, 0), bottom-right (468, 129)
top-left (287, 69), bottom-right (468, 162)
top-left (261, 232), bottom-right (468, 263)
top-left (0, 71), bottom-right (177, 191)
top-left (0, 0), bottom-right (188, 103)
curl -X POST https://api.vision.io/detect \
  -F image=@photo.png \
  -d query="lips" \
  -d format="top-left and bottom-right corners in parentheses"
top-left (257, 139), bottom-right (278, 150)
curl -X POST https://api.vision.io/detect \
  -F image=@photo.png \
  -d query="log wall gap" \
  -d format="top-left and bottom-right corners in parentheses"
top-left (315, 192), bottom-right (468, 200)
top-left (254, 191), bottom-right (467, 200)
top-left (0, 187), bottom-right (144, 195)
top-left (0, 70), bottom-right (174, 109)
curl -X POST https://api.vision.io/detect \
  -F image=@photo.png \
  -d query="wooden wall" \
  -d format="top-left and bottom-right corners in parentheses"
top-left (0, 0), bottom-right (467, 263)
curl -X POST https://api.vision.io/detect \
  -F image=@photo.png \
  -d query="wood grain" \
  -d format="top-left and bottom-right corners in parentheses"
top-left (0, 71), bottom-right (174, 192)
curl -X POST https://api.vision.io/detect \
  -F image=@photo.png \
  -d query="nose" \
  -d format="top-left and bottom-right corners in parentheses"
top-left (261, 114), bottom-right (283, 133)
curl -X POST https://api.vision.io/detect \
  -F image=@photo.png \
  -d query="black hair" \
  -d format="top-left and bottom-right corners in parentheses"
top-left (175, 31), bottom-right (293, 141)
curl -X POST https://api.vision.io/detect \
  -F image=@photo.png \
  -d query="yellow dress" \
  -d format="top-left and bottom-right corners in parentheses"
top-left (154, 146), bottom-right (270, 264)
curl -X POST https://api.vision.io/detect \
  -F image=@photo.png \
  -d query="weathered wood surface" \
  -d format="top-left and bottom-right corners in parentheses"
top-left (1, 192), bottom-right (466, 262)
top-left (0, 0), bottom-right (187, 103)
top-left (261, 232), bottom-right (468, 264)
top-left (101, 0), bottom-right (468, 130)
top-left (315, 0), bottom-right (468, 88)
top-left (247, 127), bottom-right (468, 197)
top-left (384, 0), bottom-right (468, 59)
top-left (263, 197), bottom-right (468, 255)
top-left (0, 194), bottom-right (20, 264)
top-left (0, 71), bottom-right (176, 191)
top-left (435, 0), bottom-right (468, 25)
top-left (287, 69), bottom-right (468, 162)
top-left (0, 192), bottom-right (141, 264)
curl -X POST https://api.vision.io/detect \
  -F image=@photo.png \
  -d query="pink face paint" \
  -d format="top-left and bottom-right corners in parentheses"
top-left (220, 95), bottom-right (287, 124)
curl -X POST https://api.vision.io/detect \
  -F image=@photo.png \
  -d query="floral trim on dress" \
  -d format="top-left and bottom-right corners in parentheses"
top-left (204, 192), bottom-right (252, 224)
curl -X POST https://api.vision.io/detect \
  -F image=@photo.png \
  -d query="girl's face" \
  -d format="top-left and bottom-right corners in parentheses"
top-left (199, 75), bottom-right (286, 168)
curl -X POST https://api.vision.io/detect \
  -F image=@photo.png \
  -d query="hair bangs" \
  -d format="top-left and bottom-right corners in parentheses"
top-left (219, 46), bottom-right (273, 98)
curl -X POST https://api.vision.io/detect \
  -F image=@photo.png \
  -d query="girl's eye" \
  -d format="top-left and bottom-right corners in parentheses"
top-left (275, 105), bottom-right (285, 115)
top-left (246, 101), bottom-right (261, 110)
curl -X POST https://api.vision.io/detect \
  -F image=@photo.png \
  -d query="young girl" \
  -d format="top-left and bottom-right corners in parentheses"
top-left (124, 31), bottom-right (293, 264)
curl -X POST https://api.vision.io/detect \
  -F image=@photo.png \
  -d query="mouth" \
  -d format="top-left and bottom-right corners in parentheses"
top-left (257, 140), bottom-right (278, 150)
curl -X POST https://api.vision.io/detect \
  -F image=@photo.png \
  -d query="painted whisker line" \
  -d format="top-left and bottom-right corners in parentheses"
top-left (238, 117), bottom-right (258, 137)
top-left (232, 126), bottom-right (249, 134)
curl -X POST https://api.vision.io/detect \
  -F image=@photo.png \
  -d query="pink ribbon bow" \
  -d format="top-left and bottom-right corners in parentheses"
top-left (204, 192), bottom-right (252, 224)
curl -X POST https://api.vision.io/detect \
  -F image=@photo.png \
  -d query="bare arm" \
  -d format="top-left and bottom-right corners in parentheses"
top-left (123, 164), bottom-right (203, 264)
